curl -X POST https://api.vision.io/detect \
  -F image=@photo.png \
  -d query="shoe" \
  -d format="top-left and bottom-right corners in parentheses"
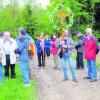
top-left (11, 76), bottom-right (16, 79)
top-left (38, 67), bottom-right (41, 69)
top-left (63, 77), bottom-right (68, 81)
top-left (73, 79), bottom-right (78, 82)
top-left (24, 84), bottom-right (31, 87)
top-left (53, 67), bottom-right (57, 70)
top-left (90, 79), bottom-right (97, 82)
top-left (83, 76), bottom-right (91, 79)
top-left (38, 64), bottom-right (41, 67)
top-left (76, 68), bottom-right (80, 70)
top-left (43, 67), bottom-right (45, 69)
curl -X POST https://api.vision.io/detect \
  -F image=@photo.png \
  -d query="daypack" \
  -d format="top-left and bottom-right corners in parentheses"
top-left (28, 42), bottom-right (35, 56)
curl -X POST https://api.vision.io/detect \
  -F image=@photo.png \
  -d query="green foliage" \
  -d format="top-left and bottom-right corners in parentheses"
top-left (0, 0), bottom-right (99, 37)
top-left (22, 3), bottom-right (35, 36)
top-left (0, 64), bottom-right (38, 100)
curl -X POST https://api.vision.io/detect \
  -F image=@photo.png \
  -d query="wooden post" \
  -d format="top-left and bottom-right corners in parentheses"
top-left (56, 6), bottom-right (70, 52)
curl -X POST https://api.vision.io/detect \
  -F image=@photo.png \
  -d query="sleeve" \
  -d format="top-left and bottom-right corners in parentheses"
top-left (94, 37), bottom-right (99, 54)
top-left (36, 41), bottom-right (41, 50)
top-left (67, 38), bottom-right (75, 50)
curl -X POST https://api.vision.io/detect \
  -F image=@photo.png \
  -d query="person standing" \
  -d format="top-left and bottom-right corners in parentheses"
top-left (36, 34), bottom-right (46, 68)
top-left (2, 32), bottom-right (17, 79)
top-left (84, 28), bottom-right (99, 82)
top-left (45, 35), bottom-right (51, 57)
top-left (0, 32), bottom-right (4, 81)
top-left (15, 28), bottom-right (33, 86)
top-left (60, 30), bottom-right (78, 82)
top-left (75, 32), bottom-right (85, 69)
top-left (51, 34), bottom-right (61, 69)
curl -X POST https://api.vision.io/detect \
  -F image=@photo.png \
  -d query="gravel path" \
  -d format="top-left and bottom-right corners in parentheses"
top-left (30, 55), bottom-right (100, 100)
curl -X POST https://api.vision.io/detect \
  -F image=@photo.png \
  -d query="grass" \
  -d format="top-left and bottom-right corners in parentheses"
top-left (72, 52), bottom-right (100, 69)
top-left (0, 64), bottom-right (38, 100)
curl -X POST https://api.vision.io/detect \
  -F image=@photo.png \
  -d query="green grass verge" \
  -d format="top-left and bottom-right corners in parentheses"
top-left (72, 52), bottom-right (100, 69)
top-left (0, 64), bottom-right (38, 100)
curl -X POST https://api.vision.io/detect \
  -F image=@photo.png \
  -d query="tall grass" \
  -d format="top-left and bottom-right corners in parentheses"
top-left (0, 64), bottom-right (38, 100)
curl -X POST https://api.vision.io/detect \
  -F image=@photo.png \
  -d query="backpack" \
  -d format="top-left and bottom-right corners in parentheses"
top-left (28, 42), bottom-right (35, 56)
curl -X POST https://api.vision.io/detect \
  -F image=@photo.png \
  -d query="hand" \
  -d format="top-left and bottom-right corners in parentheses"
top-left (62, 44), bottom-right (67, 48)
top-left (61, 41), bottom-right (64, 45)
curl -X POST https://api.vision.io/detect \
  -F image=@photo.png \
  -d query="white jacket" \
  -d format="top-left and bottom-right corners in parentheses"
top-left (1, 38), bottom-right (17, 66)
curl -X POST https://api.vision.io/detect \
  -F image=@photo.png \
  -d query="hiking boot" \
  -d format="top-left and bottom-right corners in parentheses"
top-left (24, 84), bottom-right (31, 87)
top-left (73, 79), bottom-right (78, 82)
top-left (63, 77), bottom-right (68, 81)
top-left (83, 76), bottom-right (91, 79)
top-left (90, 79), bottom-right (97, 82)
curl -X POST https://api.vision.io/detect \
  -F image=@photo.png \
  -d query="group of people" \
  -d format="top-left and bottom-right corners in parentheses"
top-left (0, 27), bottom-right (99, 86)
top-left (35, 28), bottom-right (99, 82)
top-left (0, 28), bottom-right (34, 86)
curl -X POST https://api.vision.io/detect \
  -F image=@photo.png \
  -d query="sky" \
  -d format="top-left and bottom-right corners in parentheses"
top-left (2, 0), bottom-right (50, 8)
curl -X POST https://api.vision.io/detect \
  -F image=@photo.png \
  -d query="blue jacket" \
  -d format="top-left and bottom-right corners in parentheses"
top-left (16, 34), bottom-right (32, 61)
top-left (44, 39), bottom-right (51, 49)
top-left (36, 39), bottom-right (46, 53)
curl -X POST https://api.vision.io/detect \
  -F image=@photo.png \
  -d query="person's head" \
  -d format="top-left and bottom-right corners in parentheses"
top-left (4, 32), bottom-right (10, 40)
top-left (85, 28), bottom-right (92, 36)
top-left (0, 32), bottom-right (4, 38)
top-left (45, 34), bottom-right (49, 39)
top-left (19, 27), bottom-right (27, 35)
top-left (53, 34), bottom-right (57, 39)
top-left (64, 30), bottom-right (69, 37)
top-left (76, 31), bottom-right (81, 37)
top-left (39, 33), bottom-right (44, 39)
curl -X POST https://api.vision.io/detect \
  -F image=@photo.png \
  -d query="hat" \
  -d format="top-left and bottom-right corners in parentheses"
top-left (19, 27), bottom-right (27, 35)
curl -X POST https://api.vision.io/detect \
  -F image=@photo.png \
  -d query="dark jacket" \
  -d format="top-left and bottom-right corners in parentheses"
top-left (75, 35), bottom-right (85, 53)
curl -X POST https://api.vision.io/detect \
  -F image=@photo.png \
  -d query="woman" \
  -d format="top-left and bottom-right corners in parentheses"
top-left (2, 32), bottom-right (17, 79)
top-left (51, 34), bottom-right (60, 69)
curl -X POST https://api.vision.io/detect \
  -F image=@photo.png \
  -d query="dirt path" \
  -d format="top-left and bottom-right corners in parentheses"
top-left (30, 55), bottom-right (100, 100)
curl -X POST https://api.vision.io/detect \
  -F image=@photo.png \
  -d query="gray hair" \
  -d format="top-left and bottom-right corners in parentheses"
top-left (86, 28), bottom-right (92, 33)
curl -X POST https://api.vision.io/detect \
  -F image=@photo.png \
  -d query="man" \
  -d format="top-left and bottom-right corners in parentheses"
top-left (60, 30), bottom-right (78, 82)
top-left (36, 34), bottom-right (46, 68)
top-left (2, 32), bottom-right (17, 79)
top-left (15, 28), bottom-right (33, 86)
top-left (75, 32), bottom-right (85, 69)
top-left (84, 28), bottom-right (99, 82)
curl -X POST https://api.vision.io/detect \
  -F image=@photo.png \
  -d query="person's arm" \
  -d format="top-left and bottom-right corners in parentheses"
top-left (67, 38), bottom-right (75, 50)
top-left (94, 37), bottom-right (99, 54)
top-left (28, 34), bottom-right (34, 44)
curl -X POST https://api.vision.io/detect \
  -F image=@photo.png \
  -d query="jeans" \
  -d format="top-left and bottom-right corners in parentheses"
top-left (0, 62), bottom-right (4, 81)
top-left (87, 60), bottom-right (97, 80)
top-left (61, 53), bottom-right (76, 80)
top-left (19, 61), bottom-right (30, 84)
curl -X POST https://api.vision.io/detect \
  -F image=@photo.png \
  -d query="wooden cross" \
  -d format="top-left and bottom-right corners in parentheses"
top-left (55, 7), bottom-right (70, 40)
top-left (54, 6), bottom-right (70, 53)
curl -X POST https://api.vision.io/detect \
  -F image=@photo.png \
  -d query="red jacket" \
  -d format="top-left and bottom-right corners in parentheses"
top-left (84, 36), bottom-right (97, 60)
top-left (51, 38), bottom-right (58, 55)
